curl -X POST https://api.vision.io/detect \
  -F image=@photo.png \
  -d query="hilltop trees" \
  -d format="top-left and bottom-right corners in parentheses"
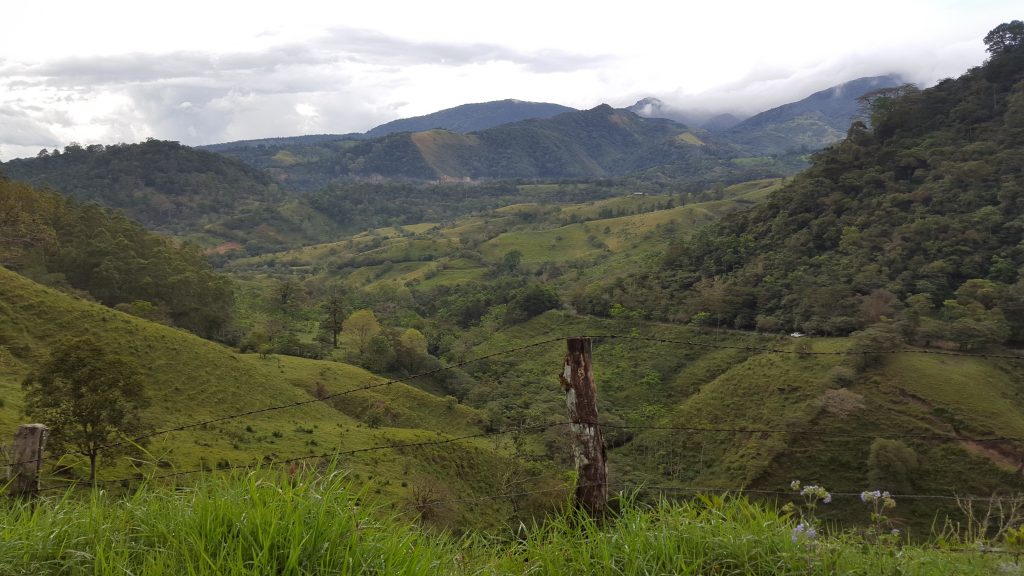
top-left (984, 20), bottom-right (1024, 54)
top-left (617, 21), bottom-right (1024, 342)
top-left (22, 337), bottom-right (150, 483)
top-left (0, 179), bottom-right (235, 339)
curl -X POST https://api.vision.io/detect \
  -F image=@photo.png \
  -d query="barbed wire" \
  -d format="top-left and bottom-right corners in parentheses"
top-left (10, 333), bottom-right (1024, 472)
top-left (610, 483), bottom-right (1024, 503)
top-left (5, 336), bottom-right (565, 469)
top-left (34, 421), bottom-right (573, 493)
top-left (597, 423), bottom-right (1024, 443)
top-left (16, 417), bottom-right (1024, 474)
top-left (585, 334), bottom-right (1024, 361)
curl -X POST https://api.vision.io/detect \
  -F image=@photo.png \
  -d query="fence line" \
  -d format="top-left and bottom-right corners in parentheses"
top-left (11, 332), bottom-right (1024, 495)
top-left (585, 333), bottom-right (1024, 361)
top-left (35, 421), bottom-right (575, 493)
top-left (5, 337), bottom-right (565, 469)
top-left (597, 423), bottom-right (1024, 443)
top-left (21, 418), bottom-right (1024, 475)
top-left (33, 422), bottom-right (1024, 504)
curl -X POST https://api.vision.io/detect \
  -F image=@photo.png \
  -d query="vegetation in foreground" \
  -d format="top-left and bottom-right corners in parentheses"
top-left (0, 468), bottom-right (1016, 576)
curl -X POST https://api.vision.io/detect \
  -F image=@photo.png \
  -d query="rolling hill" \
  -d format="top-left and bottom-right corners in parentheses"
top-left (0, 265), bottom-right (562, 528)
top-left (0, 139), bottom-right (281, 232)
top-left (210, 104), bottom-right (769, 189)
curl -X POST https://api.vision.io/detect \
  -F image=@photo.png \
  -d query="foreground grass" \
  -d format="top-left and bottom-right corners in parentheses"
top-left (0, 469), bottom-right (1014, 575)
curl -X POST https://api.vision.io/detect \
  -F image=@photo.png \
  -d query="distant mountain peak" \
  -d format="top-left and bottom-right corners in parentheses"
top-left (364, 99), bottom-right (577, 138)
top-left (628, 97), bottom-right (667, 118)
top-left (724, 74), bottom-right (905, 154)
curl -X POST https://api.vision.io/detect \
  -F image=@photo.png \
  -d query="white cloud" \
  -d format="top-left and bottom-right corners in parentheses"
top-left (0, 0), bottom-right (1020, 157)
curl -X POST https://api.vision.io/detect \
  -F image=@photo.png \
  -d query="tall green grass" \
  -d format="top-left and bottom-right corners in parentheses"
top-left (0, 468), bottom-right (458, 575)
top-left (481, 494), bottom-right (1007, 575)
top-left (0, 470), bottom-right (1011, 575)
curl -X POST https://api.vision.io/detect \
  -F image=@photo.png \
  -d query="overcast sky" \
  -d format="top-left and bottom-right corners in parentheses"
top-left (0, 0), bottom-right (1019, 160)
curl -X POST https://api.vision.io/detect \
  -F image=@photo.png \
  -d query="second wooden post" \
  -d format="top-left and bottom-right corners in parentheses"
top-left (559, 337), bottom-right (608, 519)
top-left (7, 423), bottom-right (48, 498)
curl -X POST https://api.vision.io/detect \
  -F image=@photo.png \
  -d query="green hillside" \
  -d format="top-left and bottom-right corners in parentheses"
top-left (0, 266), bottom-right (561, 528)
top-left (603, 36), bottom-right (1024, 343)
top-left (0, 177), bottom-right (234, 338)
top-left (212, 105), bottom-right (797, 190)
top-left (0, 140), bottom-right (280, 232)
top-left (724, 75), bottom-right (903, 154)
top-left (461, 311), bottom-right (1024, 531)
top-left (214, 176), bottom-right (1024, 531)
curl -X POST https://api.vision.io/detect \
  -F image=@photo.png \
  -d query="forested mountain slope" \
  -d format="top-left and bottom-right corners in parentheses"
top-left (724, 74), bottom-right (903, 154)
top-left (210, 105), bottom-right (788, 190)
top-left (0, 175), bottom-right (234, 338)
top-left (0, 139), bottom-right (280, 231)
top-left (608, 31), bottom-right (1024, 343)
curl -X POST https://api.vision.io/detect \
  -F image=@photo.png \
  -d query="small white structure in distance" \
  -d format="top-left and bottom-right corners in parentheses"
top-left (790, 332), bottom-right (805, 338)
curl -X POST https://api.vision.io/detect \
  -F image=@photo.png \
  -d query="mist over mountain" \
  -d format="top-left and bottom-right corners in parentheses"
top-left (723, 74), bottom-right (905, 154)
top-left (627, 74), bottom-right (904, 154)
top-left (626, 97), bottom-right (743, 130)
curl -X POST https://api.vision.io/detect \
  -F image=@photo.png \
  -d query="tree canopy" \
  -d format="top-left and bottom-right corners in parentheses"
top-left (22, 337), bottom-right (150, 482)
top-left (984, 20), bottom-right (1024, 55)
top-left (596, 23), bottom-right (1024, 344)
top-left (0, 178), bottom-right (235, 339)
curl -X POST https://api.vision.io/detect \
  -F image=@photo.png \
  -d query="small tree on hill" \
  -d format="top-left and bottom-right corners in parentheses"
top-left (22, 337), bottom-right (150, 483)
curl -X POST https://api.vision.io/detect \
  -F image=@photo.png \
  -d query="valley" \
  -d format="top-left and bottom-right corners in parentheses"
top-left (2, 19), bottom-right (1024, 573)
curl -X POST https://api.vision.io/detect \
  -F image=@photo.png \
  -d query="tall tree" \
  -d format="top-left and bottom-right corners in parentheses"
top-left (22, 337), bottom-right (150, 483)
top-left (984, 20), bottom-right (1024, 54)
top-left (342, 309), bottom-right (382, 355)
top-left (321, 293), bottom-right (348, 348)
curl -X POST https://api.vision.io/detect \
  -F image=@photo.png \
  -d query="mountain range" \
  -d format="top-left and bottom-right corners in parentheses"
top-left (0, 73), bottom-right (906, 245)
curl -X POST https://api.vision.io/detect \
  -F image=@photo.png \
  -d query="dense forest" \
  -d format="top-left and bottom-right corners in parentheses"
top-left (0, 172), bottom-right (234, 338)
top-left (592, 25), bottom-right (1024, 348)
top-left (0, 139), bottom-right (280, 231)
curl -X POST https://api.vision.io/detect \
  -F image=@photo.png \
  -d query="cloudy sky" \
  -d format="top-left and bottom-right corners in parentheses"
top-left (0, 0), bottom-right (1018, 160)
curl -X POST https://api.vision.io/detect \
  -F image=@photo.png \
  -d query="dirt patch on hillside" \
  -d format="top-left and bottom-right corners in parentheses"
top-left (206, 241), bottom-right (242, 255)
top-left (959, 439), bottom-right (1021, 472)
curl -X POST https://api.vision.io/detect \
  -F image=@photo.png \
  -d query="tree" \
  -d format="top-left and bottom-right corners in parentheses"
top-left (342, 309), bottom-right (382, 355)
top-left (272, 277), bottom-right (305, 314)
top-left (21, 337), bottom-right (150, 483)
top-left (398, 328), bottom-right (428, 356)
top-left (501, 250), bottom-right (523, 274)
top-left (320, 293), bottom-right (348, 348)
top-left (505, 284), bottom-right (561, 324)
top-left (848, 321), bottom-right (904, 372)
top-left (984, 20), bottom-right (1024, 55)
top-left (396, 328), bottom-right (429, 372)
top-left (363, 334), bottom-right (396, 373)
top-left (867, 438), bottom-right (918, 493)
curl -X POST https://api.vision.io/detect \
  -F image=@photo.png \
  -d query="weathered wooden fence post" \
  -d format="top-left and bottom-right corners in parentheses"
top-left (7, 424), bottom-right (48, 498)
top-left (559, 337), bottom-right (608, 519)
